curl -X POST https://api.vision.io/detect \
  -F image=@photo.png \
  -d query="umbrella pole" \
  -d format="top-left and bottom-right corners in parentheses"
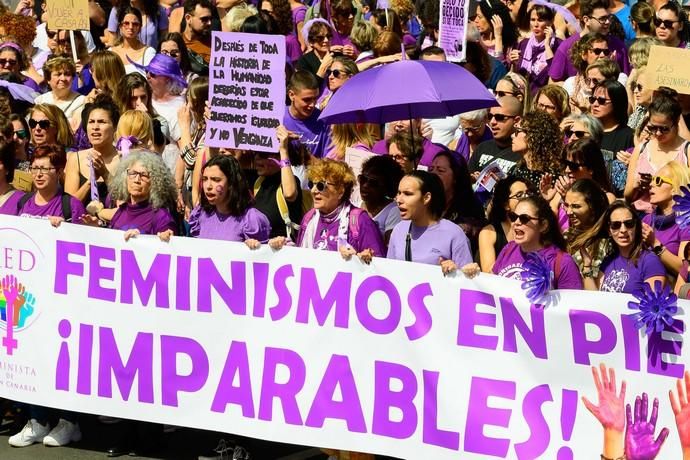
top-left (408, 106), bottom-right (417, 170)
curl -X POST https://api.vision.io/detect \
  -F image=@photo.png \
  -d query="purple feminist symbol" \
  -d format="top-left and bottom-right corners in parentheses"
top-left (627, 281), bottom-right (678, 336)
top-left (1, 274), bottom-right (21, 355)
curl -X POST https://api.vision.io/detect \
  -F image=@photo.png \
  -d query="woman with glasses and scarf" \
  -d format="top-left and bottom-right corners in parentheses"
top-left (387, 170), bottom-right (472, 274)
top-left (640, 161), bottom-right (690, 277)
top-left (478, 176), bottom-right (535, 272)
top-left (296, 19), bottom-right (335, 79)
top-left (0, 41), bottom-right (40, 91)
top-left (578, 201), bottom-right (665, 293)
top-left (464, 194), bottom-right (582, 288)
top-left (625, 87), bottom-right (689, 212)
top-left (269, 158), bottom-right (385, 263)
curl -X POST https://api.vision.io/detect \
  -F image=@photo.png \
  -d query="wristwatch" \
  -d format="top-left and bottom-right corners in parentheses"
top-left (652, 244), bottom-right (665, 256)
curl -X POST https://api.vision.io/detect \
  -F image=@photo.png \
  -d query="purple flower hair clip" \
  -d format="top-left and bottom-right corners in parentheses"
top-left (628, 280), bottom-right (678, 336)
top-left (520, 252), bottom-right (553, 304)
top-left (672, 185), bottom-right (690, 229)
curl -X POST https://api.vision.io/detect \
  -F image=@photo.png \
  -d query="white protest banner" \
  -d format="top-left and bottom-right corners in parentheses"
top-left (46, 0), bottom-right (90, 31)
top-left (206, 32), bottom-right (286, 152)
top-left (438, 0), bottom-right (469, 62)
top-left (0, 214), bottom-right (688, 459)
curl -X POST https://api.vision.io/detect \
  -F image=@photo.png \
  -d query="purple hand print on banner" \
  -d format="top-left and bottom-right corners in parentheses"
top-left (625, 393), bottom-right (669, 460)
top-left (582, 364), bottom-right (627, 432)
top-left (1, 275), bottom-right (20, 354)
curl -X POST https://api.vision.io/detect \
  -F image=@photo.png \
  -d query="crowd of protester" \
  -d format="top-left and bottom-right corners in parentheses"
top-left (1, 0), bottom-right (690, 458)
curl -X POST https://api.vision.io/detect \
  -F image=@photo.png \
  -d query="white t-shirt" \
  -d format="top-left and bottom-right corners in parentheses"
top-left (33, 22), bottom-right (97, 53)
top-left (122, 47), bottom-right (157, 76)
top-left (33, 92), bottom-right (86, 120)
top-left (423, 115), bottom-right (461, 147)
top-left (152, 95), bottom-right (185, 142)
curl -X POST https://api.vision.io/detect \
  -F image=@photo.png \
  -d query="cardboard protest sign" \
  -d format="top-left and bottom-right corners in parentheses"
top-left (1, 215), bottom-right (689, 458)
top-left (206, 32), bottom-right (286, 152)
top-left (646, 45), bottom-right (690, 95)
top-left (11, 170), bottom-right (33, 192)
top-left (46, 0), bottom-right (89, 31)
top-left (438, 0), bottom-right (470, 62)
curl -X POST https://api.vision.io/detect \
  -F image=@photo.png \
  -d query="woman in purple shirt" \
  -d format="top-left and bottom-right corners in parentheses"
top-left (189, 155), bottom-right (270, 245)
top-left (466, 195), bottom-right (583, 289)
top-left (0, 142), bottom-right (24, 215)
top-left (102, 151), bottom-right (178, 240)
top-left (387, 171), bottom-right (472, 274)
top-left (579, 201), bottom-right (666, 294)
top-left (269, 158), bottom-right (385, 262)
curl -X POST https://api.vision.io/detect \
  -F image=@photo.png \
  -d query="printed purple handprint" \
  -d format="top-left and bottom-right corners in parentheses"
top-left (582, 363), bottom-right (627, 431)
top-left (625, 393), bottom-right (669, 460)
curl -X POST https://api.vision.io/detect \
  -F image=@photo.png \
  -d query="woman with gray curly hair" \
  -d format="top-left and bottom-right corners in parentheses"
top-left (103, 150), bottom-right (178, 240)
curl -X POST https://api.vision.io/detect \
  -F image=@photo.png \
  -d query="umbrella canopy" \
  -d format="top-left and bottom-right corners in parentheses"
top-left (318, 59), bottom-right (498, 125)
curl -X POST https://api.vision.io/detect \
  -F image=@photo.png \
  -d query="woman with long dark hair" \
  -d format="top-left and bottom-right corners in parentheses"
top-left (106, 0), bottom-right (169, 49)
top-left (108, 7), bottom-right (156, 74)
top-left (474, 0), bottom-right (519, 67)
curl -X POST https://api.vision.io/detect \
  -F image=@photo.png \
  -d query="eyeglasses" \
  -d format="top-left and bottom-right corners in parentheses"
top-left (537, 102), bottom-right (556, 112)
top-left (591, 15), bottom-right (612, 24)
top-left (326, 69), bottom-right (349, 79)
top-left (495, 90), bottom-right (516, 98)
top-left (0, 58), bottom-right (17, 67)
top-left (588, 96), bottom-right (611, 105)
top-left (358, 174), bottom-right (380, 187)
top-left (29, 119), bottom-right (51, 130)
top-left (308, 180), bottom-right (335, 192)
top-left (462, 124), bottom-right (483, 133)
top-left (654, 17), bottom-right (679, 29)
top-left (390, 154), bottom-right (409, 163)
top-left (13, 129), bottom-right (28, 139)
top-left (120, 21), bottom-right (141, 28)
top-left (126, 169), bottom-right (151, 181)
top-left (509, 190), bottom-right (529, 200)
top-left (609, 219), bottom-right (635, 231)
top-left (633, 83), bottom-right (643, 92)
top-left (590, 47), bottom-right (611, 56)
top-left (646, 124), bottom-right (672, 135)
top-left (652, 175), bottom-right (674, 187)
top-left (564, 128), bottom-right (588, 139)
top-left (585, 77), bottom-right (602, 86)
top-left (564, 159), bottom-right (586, 171)
top-left (161, 49), bottom-right (180, 58)
top-left (29, 166), bottom-right (56, 175)
top-left (489, 113), bottom-right (516, 122)
top-left (313, 34), bottom-right (332, 42)
top-left (508, 211), bottom-right (540, 224)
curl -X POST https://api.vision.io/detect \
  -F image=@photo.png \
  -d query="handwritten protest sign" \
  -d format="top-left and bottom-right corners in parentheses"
top-left (646, 45), bottom-right (690, 95)
top-left (438, 0), bottom-right (470, 62)
top-left (46, 0), bottom-right (89, 31)
top-left (0, 215), bottom-right (688, 458)
top-left (206, 32), bottom-right (286, 152)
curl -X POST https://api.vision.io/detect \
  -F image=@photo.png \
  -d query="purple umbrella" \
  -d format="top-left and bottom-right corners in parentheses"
top-left (318, 59), bottom-right (498, 125)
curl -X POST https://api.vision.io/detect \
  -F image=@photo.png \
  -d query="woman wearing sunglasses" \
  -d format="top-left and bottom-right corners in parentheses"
top-left (531, 84), bottom-right (570, 123)
top-left (640, 161), bottom-right (690, 276)
top-left (625, 87), bottom-right (689, 212)
top-left (319, 56), bottom-right (357, 110)
top-left (564, 178), bottom-right (611, 276)
top-left (388, 170), bottom-right (472, 274)
top-left (578, 201), bottom-right (665, 293)
top-left (627, 66), bottom-right (653, 132)
top-left (478, 176), bottom-right (535, 272)
top-left (269, 158), bottom-right (385, 262)
top-left (495, 72), bottom-right (530, 115)
top-left (28, 104), bottom-right (74, 151)
top-left (467, 194), bottom-right (582, 288)
top-left (188, 155), bottom-right (270, 245)
top-left (562, 32), bottom-right (609, 114)
top-left (655, 1), bottom-right (690, 49)
top-left (108, 7), bottom-right (156, 74)
top-left (0, 42), bottom-right (39, 91)
top-left (561, 113), bottom-right (604, 145)
top-left (359, 154), bottom-right (404, 244)
top-left (10, 114), bottom-right (30, 171)
top-left (509, 110), bottom-right (563, 186)
top-left (0, 142), bottom-right (25, 215)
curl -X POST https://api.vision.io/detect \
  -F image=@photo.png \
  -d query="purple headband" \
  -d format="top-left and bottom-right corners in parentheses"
top-left (0, 42), bottom-right (23, 53)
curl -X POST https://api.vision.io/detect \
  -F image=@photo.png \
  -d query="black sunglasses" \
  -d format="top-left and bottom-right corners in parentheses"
top-left (654, 17), bottom-right (679, 29)
top-left (564, 128), bottom-right (587, 139)
top-left (29, 119), bottom-right (51, 130)
top-left (591, 48), bottom-right (611, 56)
top-left (495, 90), bottom-right (517, 98)
top-left (508, 211), bottom-right (540, 225)
top-left (609, 219), bottom-right (635, 231)
top-left (588, 96), bottom-right (610, 105)
top-left (326, 69), bottom-right (349, 79)
top-left (0, 58), bottom-right (17, 67)
top-left (489, 113), bottom-right (516, 122)
top-left (358, 174), bottom-right (380, 187)
top-left (646, 124), bottom-right (672, 135)
top-left (564, 159), bottom-right (586, 171)
top-left (308, 180), bottom-right (334, 192)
